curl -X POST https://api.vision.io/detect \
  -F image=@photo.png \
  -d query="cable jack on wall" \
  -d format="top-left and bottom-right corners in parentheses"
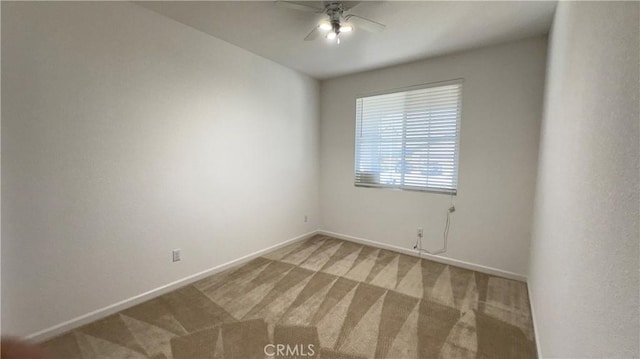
top-left (414, 202), bottom-right (456, 256)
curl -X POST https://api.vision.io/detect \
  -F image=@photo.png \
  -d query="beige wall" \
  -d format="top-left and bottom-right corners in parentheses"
top-left (1, 2), bottom-right (319, 337)
top-left (319, 37), bottom-right (547, 277)
top-left (528, 2), bottom-right (640, 357)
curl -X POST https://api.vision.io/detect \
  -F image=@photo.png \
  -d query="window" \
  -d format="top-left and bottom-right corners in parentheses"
top-left (354, 80), bottom-right (462, 194)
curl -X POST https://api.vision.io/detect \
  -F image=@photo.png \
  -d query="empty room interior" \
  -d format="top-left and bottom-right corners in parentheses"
top-left (1, 1), bottom-right (638, 358)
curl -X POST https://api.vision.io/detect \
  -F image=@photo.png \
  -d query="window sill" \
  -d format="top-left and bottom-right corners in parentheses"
top-left (354, 183), bottom-right (457, 195)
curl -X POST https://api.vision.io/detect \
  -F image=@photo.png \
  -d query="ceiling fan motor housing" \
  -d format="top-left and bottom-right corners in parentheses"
top-left (326, 2), bottom-right (346, 34)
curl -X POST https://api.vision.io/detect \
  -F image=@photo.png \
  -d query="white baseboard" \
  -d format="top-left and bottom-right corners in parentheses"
top-left (318, 230), bottom-right (527, 282)
top-left (527, 283), bottom-right (542, 358)
top-left (26, 229), bottom-right (528, 342)
top-left (26, 230), bottom-right (318, 343)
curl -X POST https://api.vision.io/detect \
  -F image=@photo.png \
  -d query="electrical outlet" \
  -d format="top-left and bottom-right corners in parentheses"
top-left (417, 228), bottom-right (424, 238)
top-left (304, 215), bottom-right (308, 223)
top-left (172, 249), bottom-right (181, 262)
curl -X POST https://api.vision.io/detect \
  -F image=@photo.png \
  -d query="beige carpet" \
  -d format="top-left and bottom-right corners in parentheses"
top-left (41, 235), bottom-right (536, 358)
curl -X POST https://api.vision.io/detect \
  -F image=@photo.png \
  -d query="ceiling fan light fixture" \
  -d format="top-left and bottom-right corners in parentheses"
top-left (279, 0), bottom-right (386, 42)
top-left (319, 22), bottom-right (332, 31)
top-left (340, 24), bottom-right (353, 33)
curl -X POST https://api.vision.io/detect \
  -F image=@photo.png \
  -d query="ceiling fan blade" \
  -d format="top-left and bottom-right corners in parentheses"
top-left (275, 1), bottom-right (323, 13)
top-left (304, 26), bottom-right (321, 41)
top-left (345, 14), bottom-right (386, 33)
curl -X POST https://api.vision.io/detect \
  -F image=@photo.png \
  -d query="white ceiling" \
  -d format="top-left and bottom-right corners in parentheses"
top-left (137, 1), bottom-right (556, 79)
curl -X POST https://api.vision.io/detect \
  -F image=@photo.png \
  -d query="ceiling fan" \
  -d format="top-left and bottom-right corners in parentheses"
top-left (276, 1), bottom-right (386, 44)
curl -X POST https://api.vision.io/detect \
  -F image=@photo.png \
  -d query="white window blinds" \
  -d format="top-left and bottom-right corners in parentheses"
top-left (354, 80), bottom-right (462, 194)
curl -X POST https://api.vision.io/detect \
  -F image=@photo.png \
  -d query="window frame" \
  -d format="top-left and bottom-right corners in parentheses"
top-left (353, 78), bottom-right (463, 195)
